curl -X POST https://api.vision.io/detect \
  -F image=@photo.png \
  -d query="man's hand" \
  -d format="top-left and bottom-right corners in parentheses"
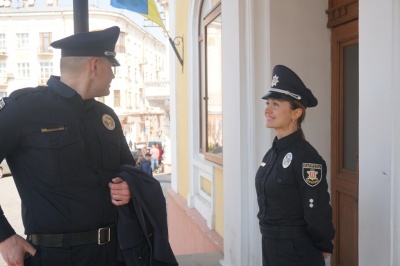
top-left (322, 252), bottom-right (331, 259)
top-left (109, 177), bottom-right (131, 206)
top-left (0, 234), bottom-right (36, 266)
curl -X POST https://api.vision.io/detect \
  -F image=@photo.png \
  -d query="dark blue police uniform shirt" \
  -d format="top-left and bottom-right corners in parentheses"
top-left (255, 129), bottom-right (335, 252)
top-left (0, 76), bottom-right (135, 241)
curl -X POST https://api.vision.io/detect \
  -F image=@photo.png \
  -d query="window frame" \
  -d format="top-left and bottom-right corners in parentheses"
top-left (39, 32), bottom-right (52, 53)
top-left (17, 62), bottom-right (30, 79)
top-left (0, 34), bottom-right (6, 50)
top-left (202, 3), bottom-right (222, 165)
top-left (16, 33), bottom-right (29, 49)
top-left (39, 61), bottom-right (53, 85)
top-left (114, 89), bottom-right (121, 107)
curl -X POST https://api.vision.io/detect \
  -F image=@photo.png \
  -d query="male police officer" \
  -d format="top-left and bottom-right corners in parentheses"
top-left (0, 26), bottom-right (135, 265)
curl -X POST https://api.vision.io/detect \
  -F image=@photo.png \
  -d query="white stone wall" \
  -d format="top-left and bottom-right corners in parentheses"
top-left (359, 0), bottom-right (400, 265)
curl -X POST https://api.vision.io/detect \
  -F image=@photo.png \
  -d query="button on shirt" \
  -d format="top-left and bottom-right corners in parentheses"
top-left (255, 130), bottom-right (335, 252)
top-left (0, 76), bottom-right (135, 241)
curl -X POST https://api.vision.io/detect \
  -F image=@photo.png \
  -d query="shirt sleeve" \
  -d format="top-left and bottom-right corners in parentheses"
top-left (296, 153), bottom-right (335, 253)
top-left (0, 207), bottom-right (16, 242)
top-left (0, 97), bottom-right (25, 242)
top-left (0, 96), bottom-right (24, 161)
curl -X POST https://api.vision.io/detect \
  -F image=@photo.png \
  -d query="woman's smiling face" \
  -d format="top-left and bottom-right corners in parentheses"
top-left (264, 98), bottom-right (301, 138)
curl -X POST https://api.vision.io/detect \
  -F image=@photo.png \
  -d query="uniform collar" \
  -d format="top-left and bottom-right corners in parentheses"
top-left (273, 129), bottom-right (303, 151)
top-left (47, 75), bottom-right (78, 98)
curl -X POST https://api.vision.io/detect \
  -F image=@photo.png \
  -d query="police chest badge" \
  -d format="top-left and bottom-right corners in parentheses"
top-left (282, 152), bottom-right (292, 168)
top-left (102, 114), bottom-right (115, 130)
top-left (302, 163), bottom-right (322, 187)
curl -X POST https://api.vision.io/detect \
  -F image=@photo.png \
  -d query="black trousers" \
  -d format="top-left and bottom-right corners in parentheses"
top-left (25, 236), bottom-right (126, 266)
top-left (262, 234), bottom-right (325, 266)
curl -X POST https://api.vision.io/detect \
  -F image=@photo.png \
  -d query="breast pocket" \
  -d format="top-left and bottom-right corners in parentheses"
top-left (99, 130), bottom-right (122, 171)
top-left (265, 166), bottom-right (296, 202)
top-left (273, 168), bottom-right (294, 185)
top-left (19, 125), bottom-right (79, 178)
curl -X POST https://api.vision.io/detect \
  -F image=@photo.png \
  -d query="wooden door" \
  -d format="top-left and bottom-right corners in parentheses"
top-left (328, 1), bottom-right (359, 264)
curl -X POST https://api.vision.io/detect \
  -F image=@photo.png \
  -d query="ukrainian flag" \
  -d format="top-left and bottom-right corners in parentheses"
top-left (111, 0), bottom-right (165, 31)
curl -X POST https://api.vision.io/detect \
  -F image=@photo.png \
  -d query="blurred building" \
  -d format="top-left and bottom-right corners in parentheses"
top-left (0, 0), bottom-right (170, 159)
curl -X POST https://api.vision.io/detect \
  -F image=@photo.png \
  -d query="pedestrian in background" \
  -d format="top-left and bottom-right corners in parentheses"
top-left (255, 65), bottom-right (335, 266)
top-left (140, 153), bottom-right (153, 176)
top-left (150, 144), bottom-right (159, 172)
top-left (156, 144), bottom-right (163, 170)
top-left (141, 144), bottom-right (148, 158)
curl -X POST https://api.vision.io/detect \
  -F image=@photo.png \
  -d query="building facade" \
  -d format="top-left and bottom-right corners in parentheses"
top-left (167, 0), bottom-right (400, 265)
top-left (0, 0), bottom-right (169, 157)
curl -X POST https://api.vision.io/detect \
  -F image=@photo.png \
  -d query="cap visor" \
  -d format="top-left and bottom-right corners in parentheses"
top-left (107, 56), bottom-right (120, 67)
top-left (261, 91), bottom-right (295, 101)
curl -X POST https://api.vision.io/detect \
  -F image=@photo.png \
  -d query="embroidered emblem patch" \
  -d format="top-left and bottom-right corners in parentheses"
top-left (102, 114), bottom-right (115, 130)
top-left (302, 163), bottom-right (322, 187)
top-left (271, 75), bottom-right (279, 87)
top-left (282, 152), bottom-right (292, 168)
top-left (0, 98), bottom-right (5, 110)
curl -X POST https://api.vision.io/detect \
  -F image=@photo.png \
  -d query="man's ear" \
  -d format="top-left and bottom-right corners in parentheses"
top-left (89, 57), bottom-right (100, 76)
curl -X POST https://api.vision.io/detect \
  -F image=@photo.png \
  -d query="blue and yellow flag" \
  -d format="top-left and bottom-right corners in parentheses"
top-left (111, 0), bottom-right (166, 31)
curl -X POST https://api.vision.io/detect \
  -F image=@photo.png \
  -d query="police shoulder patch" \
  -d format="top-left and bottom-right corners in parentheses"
top-left (0, 98), bottom-right (5, 110)
top-left (302, 163), bottom-right (323, 187)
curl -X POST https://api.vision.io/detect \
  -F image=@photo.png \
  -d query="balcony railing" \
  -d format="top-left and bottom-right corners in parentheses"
top-left (144, 81), bottom-right (169, 97)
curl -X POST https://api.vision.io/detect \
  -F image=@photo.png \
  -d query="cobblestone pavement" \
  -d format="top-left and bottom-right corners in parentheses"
top-left (0, 173), bottom-right (171, 266)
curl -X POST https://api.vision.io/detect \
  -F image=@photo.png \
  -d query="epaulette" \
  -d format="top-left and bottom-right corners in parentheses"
top-left (9, 86), bottom-right (47, 100)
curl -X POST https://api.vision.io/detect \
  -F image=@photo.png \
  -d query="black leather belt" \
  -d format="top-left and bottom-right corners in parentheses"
top-left (260, 223), bottom-right (308, 239)
top-left (28, 224), bottom-right (116, 248)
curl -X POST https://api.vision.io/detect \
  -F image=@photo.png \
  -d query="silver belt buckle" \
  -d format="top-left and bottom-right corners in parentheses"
top-left (98, 226), bottom-right (111, 245)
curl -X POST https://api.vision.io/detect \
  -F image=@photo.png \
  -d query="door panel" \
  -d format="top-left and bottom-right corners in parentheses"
top-left (331, 19), bottom-right (359, 266)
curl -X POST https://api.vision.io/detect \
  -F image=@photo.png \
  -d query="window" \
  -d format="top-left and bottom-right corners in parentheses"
top-left (116, 32), bottom-right (125, 53)
top-left (39, 62), bottom-right (53, 84)
top-left (114, 90), bottom-right (121, 107)
top-left (199, 2), bottom-right (222, 165)
top-left (97, 96), bottom-right (105, 103)
top-left (0, 62), bottom-right (6, 84)
top-left (39, 32), bottom-right (52, 53)
top-left (0, 34), bottom-right (6, 50)
top-left (16, 33), bottom-right (29, 49)
top-left (113, 65), bottom-right (120, 77)
top-left (17, 62), bottom-right (30, 78)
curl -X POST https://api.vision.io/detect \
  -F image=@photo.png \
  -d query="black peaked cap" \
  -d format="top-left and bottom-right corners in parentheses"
top-left (51, 26), bottom-right (120, 66)
top-left (262, 65), bottom-right (318, 108)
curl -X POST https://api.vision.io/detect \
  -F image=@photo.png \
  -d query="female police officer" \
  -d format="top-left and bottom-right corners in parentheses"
top-left (255, 65), bottom-right (335, 265)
